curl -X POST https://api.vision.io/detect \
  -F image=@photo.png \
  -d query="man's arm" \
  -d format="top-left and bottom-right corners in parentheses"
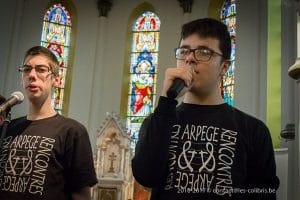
top-left (72, 187), bottom-right (91, 200)
top-left (64, 122), bottom-right (97, 198)
top-left (132, 96), bottom-right (177, 188)
top-left (247, 120), bottom-right (280, 199)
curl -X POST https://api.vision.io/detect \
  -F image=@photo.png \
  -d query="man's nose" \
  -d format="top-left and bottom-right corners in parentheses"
top-left (185, 52), bottom-right (196, 64)
top-left (27, 68), bottom-right (38, 79)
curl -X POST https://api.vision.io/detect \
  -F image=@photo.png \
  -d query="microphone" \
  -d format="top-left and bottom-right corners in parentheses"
top-left (0, 91), bottom-right (24, 113)
top-left (167, 78), bottom-right (185, 99)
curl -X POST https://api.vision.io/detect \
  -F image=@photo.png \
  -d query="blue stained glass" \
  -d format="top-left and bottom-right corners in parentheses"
top-left (49, 7), bottom-right (68, 24)
top-left (221, 0), bottom-right (236, 106)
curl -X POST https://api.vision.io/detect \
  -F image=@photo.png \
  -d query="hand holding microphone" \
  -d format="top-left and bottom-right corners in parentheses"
top-left (167, 78), bottom-right (185, 99)
top-left (163, 65), bottom-right (194, 99)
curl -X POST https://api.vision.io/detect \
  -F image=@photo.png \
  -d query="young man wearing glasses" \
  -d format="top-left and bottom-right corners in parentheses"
top-left (0, 46), bottom-right (97, 200)
top-left (132, 18), bottom-right (279, 199)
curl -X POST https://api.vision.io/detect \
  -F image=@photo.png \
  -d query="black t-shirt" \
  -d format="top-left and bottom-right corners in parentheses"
top-left (132, 96), bottom-right (280, 200)
top-left (0, 114), bottom-right (97, 200)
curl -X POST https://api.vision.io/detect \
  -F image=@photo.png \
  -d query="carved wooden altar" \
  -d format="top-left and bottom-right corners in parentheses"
top-left (92, 112), bottom-right (133, 200)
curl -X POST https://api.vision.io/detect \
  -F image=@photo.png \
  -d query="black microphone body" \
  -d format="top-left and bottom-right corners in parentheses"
top-left (167, 78), bottom-right (185, 99)
top-left (0, 91), bottom-right (24, 113)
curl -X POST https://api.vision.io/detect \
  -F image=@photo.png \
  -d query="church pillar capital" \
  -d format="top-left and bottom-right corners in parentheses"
top-left (178, 0), bottom-right (193, 13)
top-left (97, 0), bottom-right (113, 17)
top-left (289, 58), bottom-right (300, 80)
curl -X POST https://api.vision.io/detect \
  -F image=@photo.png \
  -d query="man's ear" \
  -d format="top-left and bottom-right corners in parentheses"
top-left (220, 60), bottom-right (230, 77)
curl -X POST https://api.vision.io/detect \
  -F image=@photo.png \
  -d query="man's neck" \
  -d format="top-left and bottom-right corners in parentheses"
top-left (27, 99), bottom-right (57, 120)
top-left (183, 91), bottom-right (224, 105)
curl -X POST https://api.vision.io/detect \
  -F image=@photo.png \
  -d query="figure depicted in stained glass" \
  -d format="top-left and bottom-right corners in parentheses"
top-left (51, 7), bottom-right (64, 23)
top-left (46, 24), bottom-right (66, 44)
top-left (127, 11), bottom-right (160, 146)
top-left (136, 12), bottom-right (158, 31)
top-left (131, 51), bottom-right (155, 117)
top-left (135, 33), bottom-right (156, 52)
top-left (47, 43), bottom-right (63, 58)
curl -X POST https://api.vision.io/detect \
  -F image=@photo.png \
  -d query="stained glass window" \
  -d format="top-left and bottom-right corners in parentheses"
top-left (126, 11), bottom-right (160, 148)
top-left (41, 3), bottom-right (72, 114)
top-left (221, 0), bottom-right (236, 106)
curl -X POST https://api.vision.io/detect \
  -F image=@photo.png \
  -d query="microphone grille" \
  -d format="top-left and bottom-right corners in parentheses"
top-left (11, 91), bottom-right (24, 103)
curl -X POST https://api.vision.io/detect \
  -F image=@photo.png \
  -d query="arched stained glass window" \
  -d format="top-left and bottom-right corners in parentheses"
top-left (220, 0), bottom-right (236, 106)
top-left (41, 3), bottom-right (72, 114)
top-left (126, 11), bottom-right (160, 148)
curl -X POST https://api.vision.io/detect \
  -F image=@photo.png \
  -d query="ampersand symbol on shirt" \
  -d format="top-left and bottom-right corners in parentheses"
top-left (6, 149), bottom-right (33, 176)
top-left (198, 142), bottom-right (215, 173)
top-left (6, 149), bottom-right (18, 175)
top-left (20, 150), bottom-right (33, 175)
top-left (178, 141), bottom-right (196, 172)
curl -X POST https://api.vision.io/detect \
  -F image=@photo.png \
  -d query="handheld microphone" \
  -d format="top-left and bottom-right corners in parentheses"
top-left (0, 91), bottom-right (24, 113)
top-left (167, 78), bottom-right (185, 99)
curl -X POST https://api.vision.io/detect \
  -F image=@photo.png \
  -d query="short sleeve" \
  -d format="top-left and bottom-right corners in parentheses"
top-left (63, 123), bottom-right (97, 191)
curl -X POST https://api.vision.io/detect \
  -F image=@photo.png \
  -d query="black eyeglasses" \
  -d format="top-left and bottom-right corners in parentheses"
top-left (175, 47), bottom-right (223, 62)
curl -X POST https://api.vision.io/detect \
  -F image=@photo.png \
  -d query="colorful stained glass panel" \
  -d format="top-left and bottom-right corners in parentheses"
top-left (127, 11), bottom-right (160, 147)
top-left (130, 53), bottom-right (158, 73)
top-left (132, 32), bottom-right (160, 52)
top-left (221, 0), bottom-right (236, 106)
top-left (133, 11), bottom-right (160, 31)
top-left (41, 3), bottom-right (71, 114)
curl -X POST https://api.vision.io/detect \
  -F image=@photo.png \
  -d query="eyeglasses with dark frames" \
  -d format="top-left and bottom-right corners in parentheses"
top-left (175, 47), bottom-right (223, 62)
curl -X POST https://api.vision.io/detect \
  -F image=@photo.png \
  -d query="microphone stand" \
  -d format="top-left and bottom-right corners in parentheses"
top-left (0, 110), bottom-right (11, 151)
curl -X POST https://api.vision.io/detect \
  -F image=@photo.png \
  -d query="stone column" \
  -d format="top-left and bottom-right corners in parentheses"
top-left (88, 0), bottom-right (113, 148)
top-left (88, 16), bottom-right (108, 146)
top-left (96, 148), bottom-right (101, 177)
top-left (288, 9), bottom-right (300, 199)
top-left (120, 148), bottom-right (125, 178)
top-left (97, 0), bottom-right (112, 17)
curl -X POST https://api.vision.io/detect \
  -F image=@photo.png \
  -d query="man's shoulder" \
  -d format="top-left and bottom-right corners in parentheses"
top-left (4, 116), bottom-right (31, 136)
top-left (56, 115), bottom-right (87, 131)
top-left (230, 106), bottom-right (268, 129)
top-left (9, 116), bottom-right (29, 127)
top-left (11, 115), bottom-right (27, 122)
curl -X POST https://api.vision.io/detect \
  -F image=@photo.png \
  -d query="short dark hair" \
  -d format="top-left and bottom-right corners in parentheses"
top-left (23, 46), bottom-right (59, 77)
top-left (180, 18), bottom-right (231, 60)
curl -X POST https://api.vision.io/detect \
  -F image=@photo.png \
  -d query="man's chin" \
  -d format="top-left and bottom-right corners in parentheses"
top-left (27, 94), bottom-right (41, 102)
